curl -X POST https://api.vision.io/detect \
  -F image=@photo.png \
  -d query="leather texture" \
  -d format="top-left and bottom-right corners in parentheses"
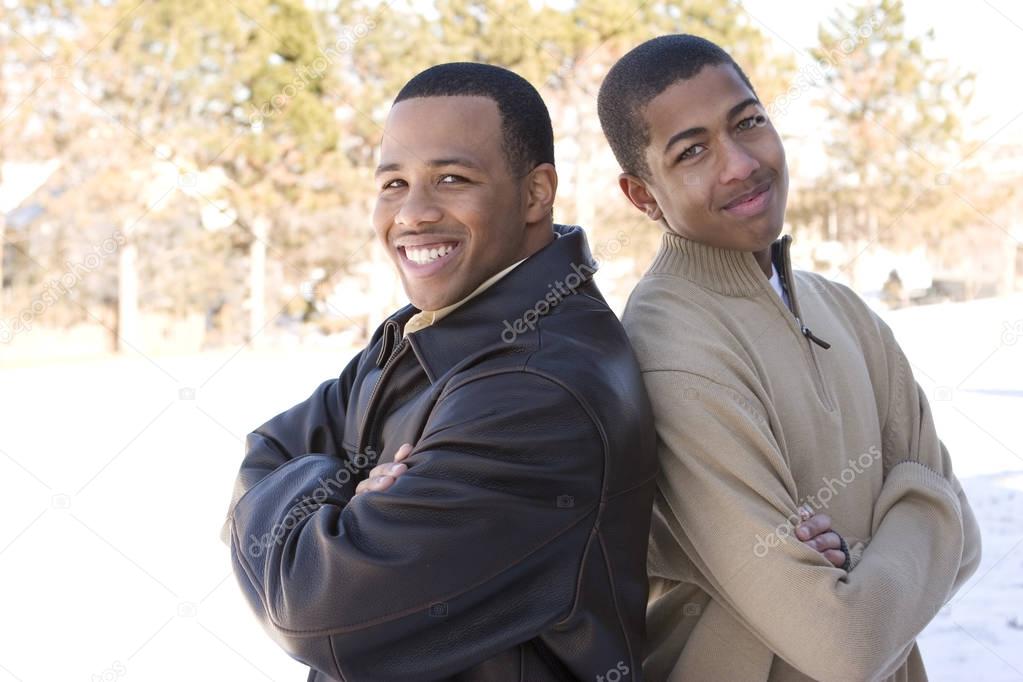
top-left (225, 225), bottom-right (657, 681)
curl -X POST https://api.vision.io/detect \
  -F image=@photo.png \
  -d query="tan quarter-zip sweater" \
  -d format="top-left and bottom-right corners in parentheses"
top-left (622, 233), bottom-right (981, 682)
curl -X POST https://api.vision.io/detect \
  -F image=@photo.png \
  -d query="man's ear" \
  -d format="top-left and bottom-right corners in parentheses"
top-left (619, 173), bottom-right (662, 222)
top-left (524, 163), bottom-right (557, 223)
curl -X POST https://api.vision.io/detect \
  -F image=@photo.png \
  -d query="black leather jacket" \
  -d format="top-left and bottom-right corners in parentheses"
top-left (225, 225), bottom-right (657, 681)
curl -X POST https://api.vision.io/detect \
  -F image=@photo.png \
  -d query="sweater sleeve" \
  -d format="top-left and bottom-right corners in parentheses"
top-left (646, 369), bottom-right (968, 682)
top-left (876, 321), bottom-right (982, 596)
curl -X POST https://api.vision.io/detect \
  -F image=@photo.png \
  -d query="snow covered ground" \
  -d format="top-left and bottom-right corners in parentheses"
top-left (887, 295), bottom-right (1023, 681)
top-left (0, 294), bottom-right (1020, 681)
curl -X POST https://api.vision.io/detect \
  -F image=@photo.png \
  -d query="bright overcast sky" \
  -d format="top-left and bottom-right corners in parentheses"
top-left (741, 0), bottom-right (1023, 145)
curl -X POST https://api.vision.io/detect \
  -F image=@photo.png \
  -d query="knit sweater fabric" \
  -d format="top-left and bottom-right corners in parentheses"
top-left (622, 232), bottom-right (982, 682)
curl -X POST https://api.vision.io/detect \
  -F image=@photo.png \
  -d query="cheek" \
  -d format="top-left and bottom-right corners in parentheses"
top-left (661, 166), bottom-right (711, 210)
top-left (371, 199), bottom-right (393, 238)
top-left (763, 131), bottom-right (786, 169)
top-left (450, 194), bottom-right (498, 240)
top-left (671, 185), bottom-right (711, 219)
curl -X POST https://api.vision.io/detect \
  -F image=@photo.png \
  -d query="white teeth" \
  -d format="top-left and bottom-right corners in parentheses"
top-left (405, 244), bottom-right (455, 265)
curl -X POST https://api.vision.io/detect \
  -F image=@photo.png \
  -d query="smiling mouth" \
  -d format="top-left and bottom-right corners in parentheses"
top-left (397, 241), bottom-right (461, 273)
top-left (722, 181), bottom-right (772, 216)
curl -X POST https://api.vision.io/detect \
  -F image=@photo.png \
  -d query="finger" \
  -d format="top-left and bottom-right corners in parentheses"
top-left (354, 475), bottom-right (395, 496)
top-left (368, 475), bottom-right (395, 491)
top-left (367, 464), bottom-right (391, 479)
top-left (370, 462), bottom-right (408, 479)
top-left (796, 513), bottom-right (832, 541)
top-left (394, 443), bottom-right (413, 463)
top-left (822, 549), bottom-right (846, 568)
top-left (812, 532), bottom-right (842, 552)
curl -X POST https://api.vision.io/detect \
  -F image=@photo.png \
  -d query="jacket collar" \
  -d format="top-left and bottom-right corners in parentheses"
top-left (376, 224), bottom-right (597, 380)
top-left (647, 230), bottom-right (792, 297)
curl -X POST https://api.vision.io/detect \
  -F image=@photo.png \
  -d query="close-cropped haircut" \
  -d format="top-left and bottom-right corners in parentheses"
top-left (394, 62), bottom-right (555, 177)
top-left (597, 35), bottom-right (758, 178)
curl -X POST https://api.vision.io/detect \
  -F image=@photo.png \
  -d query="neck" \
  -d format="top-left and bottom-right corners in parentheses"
top-left (754, 248), bottom-right (772, 277)
top-left (520, 220), bottom-right (556, 260)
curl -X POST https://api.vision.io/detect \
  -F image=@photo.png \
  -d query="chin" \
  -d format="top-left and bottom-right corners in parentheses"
top-left (407, 287), bottom-right (459, 312)
top-left (407, 292), bottom-right (442, 312)
top-left (754, 218), bottom-right (784, 247)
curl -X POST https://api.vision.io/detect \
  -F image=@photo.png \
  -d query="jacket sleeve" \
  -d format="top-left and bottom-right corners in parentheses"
top-left (645, 368), bottom-right (969, 682)
top-left (227, 371), bottom-right (608, 681)
top-left (220, 351), bottom-right (363, 544)
top-left (876, 320), bottom-right (982, 597)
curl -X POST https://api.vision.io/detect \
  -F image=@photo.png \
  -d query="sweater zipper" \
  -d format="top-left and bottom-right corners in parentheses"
top-left (797, 318), bottom-right (831, 349)
top-left (776, 238), bottom-right (834, 411)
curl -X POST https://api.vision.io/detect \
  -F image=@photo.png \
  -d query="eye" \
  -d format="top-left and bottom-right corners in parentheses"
top-left (439, 174), bottom-right (468, 184)
top-left (737, 114), bottom-right (768, 131)
top-left (381, 178), bottom-right (405, 190)
top-left (676, 144), bottom-right (706, 164)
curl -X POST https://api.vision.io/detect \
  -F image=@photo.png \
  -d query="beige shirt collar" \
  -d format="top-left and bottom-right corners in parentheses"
top-left (404, 258), bottom-right (525, 334)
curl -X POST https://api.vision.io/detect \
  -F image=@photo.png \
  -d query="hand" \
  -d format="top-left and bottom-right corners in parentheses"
top-left (795, 508), bottom-right (847, 569)
top-left (353, 443), bottom-right (413, 496)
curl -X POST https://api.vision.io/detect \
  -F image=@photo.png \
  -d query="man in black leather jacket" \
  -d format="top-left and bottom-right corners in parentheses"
top-left (223, 62), bottom-right (657, 682)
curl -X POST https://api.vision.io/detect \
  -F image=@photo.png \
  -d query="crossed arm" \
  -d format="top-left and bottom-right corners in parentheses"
top-left (224, 369), bottom-right (610, 681)
top-left (645, 343), bottom-right (980, 681)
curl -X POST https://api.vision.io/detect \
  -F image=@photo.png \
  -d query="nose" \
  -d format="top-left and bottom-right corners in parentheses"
top-left (394, 184), bottom-right (443, 228)
top-left (718, 138), bottom-right (760, 185)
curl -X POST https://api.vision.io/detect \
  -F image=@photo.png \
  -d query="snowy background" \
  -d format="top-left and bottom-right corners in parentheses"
top-left (0, 293), bottom-right (1020, 681)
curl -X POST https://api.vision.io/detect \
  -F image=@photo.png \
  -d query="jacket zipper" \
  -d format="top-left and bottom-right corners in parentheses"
top-left (776, 238), bottom-right (834, 411)
top-left (357, 337), bottom-right (409, 456)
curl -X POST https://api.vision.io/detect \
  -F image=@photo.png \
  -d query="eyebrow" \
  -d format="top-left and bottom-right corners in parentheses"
top-left (374, 157), bottom-right (483, 175)
top-left (663, 97), bottom-right (761, 154)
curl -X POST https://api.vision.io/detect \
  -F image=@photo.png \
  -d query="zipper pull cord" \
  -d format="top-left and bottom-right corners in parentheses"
top-left (774, 249), bottom-right (830, 350)
top-left (799, 321), bottom-right (831, 350)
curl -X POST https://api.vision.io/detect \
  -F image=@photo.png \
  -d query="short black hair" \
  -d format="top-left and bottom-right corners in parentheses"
top-left (597, 34), bottom-right (757, 178)
top-left (394, 62), bottom-right (554, 177)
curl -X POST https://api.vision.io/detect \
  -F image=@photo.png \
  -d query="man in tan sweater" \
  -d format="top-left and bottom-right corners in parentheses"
top-left (597, 35), bottom-right (981, 681)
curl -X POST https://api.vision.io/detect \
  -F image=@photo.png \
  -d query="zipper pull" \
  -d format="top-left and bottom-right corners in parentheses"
top-left (799, 321), bottom-right (831, 350)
